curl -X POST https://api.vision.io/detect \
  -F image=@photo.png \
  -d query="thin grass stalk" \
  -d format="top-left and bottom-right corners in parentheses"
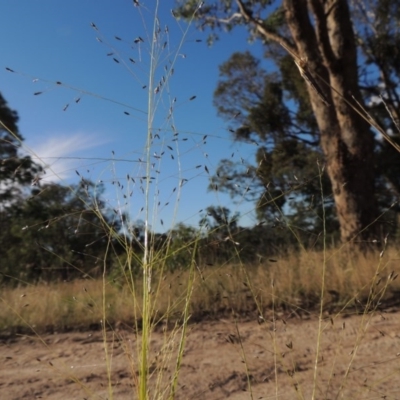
top-left (262, 185), bottom-right (310, 252)
top-left (324, 328), bottom-right (343, 398)
top-left (101, 234), bottom-right (114, 399)
top-left (139, 2), bottom-right (160, 398)
top-left (335, 240), bottom-right (390, 399)
top-left (126, 250), bottom-right (140, 331)
top-left (311, 161), bottom-right (327, 400)
top-left (168, 242), bottom-right (198, 399)
top-left (234, 319), bottom-right (254, 400)
top-left (270, 278), bottom-right (279, 399)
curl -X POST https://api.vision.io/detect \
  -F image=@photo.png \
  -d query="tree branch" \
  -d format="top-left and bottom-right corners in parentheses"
top-left (236, 0), bottom-right (299, 60)
top-left (308, 0), bottom-right (337, 69)
top-left (217, 12), bottom-right (242, 25)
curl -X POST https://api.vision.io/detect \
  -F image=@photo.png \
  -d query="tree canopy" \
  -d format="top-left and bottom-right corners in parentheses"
top-left (0, 92), bottom-right (41, 206)
top-left (0, 92), bottom-right (123, 285)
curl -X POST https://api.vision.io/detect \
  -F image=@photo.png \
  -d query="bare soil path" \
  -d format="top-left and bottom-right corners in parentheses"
top-left (2, 310), bottom-right (400, 399)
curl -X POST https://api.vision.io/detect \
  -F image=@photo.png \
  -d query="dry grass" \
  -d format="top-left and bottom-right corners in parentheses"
top-left (2, 246), bottom-right (399, 334)
top-left (0, 279), bottom-right (133, 333)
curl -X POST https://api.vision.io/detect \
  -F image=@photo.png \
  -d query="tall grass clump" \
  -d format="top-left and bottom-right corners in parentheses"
top-left (90, 3), bottom-right (206, 398)
top-left (1, 1), bottom-right (211, 398)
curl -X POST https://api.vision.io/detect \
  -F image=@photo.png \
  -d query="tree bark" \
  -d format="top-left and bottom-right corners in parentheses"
top-left (282, 0), bottom-right (379, 245)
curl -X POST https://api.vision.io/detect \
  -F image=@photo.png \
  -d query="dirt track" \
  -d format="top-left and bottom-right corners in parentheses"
top-left (2, 309), bottom-right (400, 399)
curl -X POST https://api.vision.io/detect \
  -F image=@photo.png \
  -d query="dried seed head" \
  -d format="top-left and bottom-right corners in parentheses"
top-left (384, 234), bottom-right (389, 244)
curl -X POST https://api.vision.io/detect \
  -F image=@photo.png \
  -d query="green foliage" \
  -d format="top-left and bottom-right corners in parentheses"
top-left (164, 223), bottom-right (199, 271)
top-left (0, 181), bottom-right (121, 285)
top-left (0, 92), bottom-right (41, 204)
top-left (174, 0), bottom-right (280, 39)
top-left (200, 205), bottom-right (239, 233)
top-left (210, 50), bottom-right (337, 236)
top-left (0, 90), bottom-right (125, 286)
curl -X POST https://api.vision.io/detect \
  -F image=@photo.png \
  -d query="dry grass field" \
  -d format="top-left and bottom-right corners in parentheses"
top-left (2, 247), bottom-right (399, 334)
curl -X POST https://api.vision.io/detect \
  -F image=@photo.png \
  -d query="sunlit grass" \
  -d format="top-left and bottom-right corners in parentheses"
top-left (2, 246), bottom-right (399, 335)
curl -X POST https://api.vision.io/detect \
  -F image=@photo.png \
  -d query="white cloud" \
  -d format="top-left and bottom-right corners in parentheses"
top-left (24, 131), bottom-right (109, 182)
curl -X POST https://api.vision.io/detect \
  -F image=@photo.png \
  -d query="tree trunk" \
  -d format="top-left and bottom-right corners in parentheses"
top-left (283, 0), bottom-right (379, 245)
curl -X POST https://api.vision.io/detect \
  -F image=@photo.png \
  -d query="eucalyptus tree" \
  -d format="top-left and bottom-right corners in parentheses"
top-left (175, 0), bottom-right (400, 246)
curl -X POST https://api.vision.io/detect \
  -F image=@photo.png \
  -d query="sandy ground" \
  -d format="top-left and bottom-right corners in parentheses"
top-left (2, 309), bottom-right (400, 400)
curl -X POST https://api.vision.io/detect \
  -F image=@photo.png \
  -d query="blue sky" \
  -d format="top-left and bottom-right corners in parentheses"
top-left (0, 0), bottom-right (266, 231)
